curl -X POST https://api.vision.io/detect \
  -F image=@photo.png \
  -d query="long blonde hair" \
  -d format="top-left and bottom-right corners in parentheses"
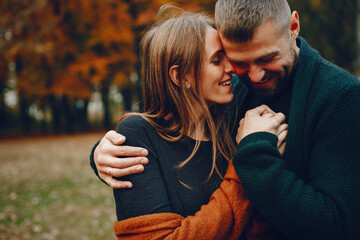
top-left (121, 4), bottom-right (236, 185)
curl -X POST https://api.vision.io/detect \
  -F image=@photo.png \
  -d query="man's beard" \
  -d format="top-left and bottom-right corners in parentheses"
top-left (242, 48), bottom-right (299, 102)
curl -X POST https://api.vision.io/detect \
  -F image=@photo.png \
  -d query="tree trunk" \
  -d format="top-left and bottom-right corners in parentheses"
top-left (39, 99), bottom-right (49, 134)
top-left (62, 95), bottom-right (74, 133)
top-left (18, 91), bottom-right (31, 134)
top-left (121, 83), bottom-right (132, 112)
top-left (0, 83), bottom-right (6, 131)
top-left (0, 58), bottom-right (7, 132)
top-left (101, 83), bottom-right (111, 129)
top-left (48, 95), bottom-right (62, 134)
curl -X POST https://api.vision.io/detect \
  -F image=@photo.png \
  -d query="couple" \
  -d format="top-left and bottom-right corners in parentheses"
top-left (91, 0), bottom-right (360, 239)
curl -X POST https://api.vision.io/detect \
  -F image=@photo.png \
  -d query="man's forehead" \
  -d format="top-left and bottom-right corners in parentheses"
top-left (223, 41), bottom-right (279, 62)
top-left (219, 19), bottom-right (287, 54)
top-left (220, 34), bottom-right (285, 62)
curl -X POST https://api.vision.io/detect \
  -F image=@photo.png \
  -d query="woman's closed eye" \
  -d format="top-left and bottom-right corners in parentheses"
top-left (211, 52), bottom-right (225, 65)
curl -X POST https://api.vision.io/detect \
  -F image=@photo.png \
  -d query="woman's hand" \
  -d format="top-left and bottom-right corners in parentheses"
top-left (94, 130), bottom-right (149, 188)
top-left (236, 105), bottom-right (288, 155)
top-left (276, 123), bottom-right (288, 156)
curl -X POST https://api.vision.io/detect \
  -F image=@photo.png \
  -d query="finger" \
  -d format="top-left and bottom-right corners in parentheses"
top-left (97, 157), bottom-right (147, 177)
top-left (278, 142), bottom-right (286, 156)
top-left (110, 164), bottom-right (145, 178)
top-left (276, 123), bottom-right (288, 136)
top-left (262, 112), bottom-right (274, 118)
top-left (272, 112), bottom-right (286, 125)
top-left (246, 105), bottom-right (275, 118)
top-left (277, 130), bottom-right (288, 148)
top-left (106, 156), bottom-right (149, 169)
top-left (99, 144), bottom-right (148, 158)
top-left (238, 118), bottom-right (244, 126)
top-left (104, 130), bottom-right (126, 145)
top-left (107, 178), bottom-right (133, 189)
top-left (236, 118), bottom-right (245, 144)
top-left (257, 104), bottom-right (276, 115)
top-left (114, 145), bottom-right (148, 157)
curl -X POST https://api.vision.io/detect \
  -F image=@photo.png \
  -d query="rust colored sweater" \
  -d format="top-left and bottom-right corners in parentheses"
top-left (113, 161), bottom-right (272, 240)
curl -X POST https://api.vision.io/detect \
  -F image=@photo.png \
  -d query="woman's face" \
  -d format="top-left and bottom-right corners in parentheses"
top-left (199, 27), bottom-right (235, 107)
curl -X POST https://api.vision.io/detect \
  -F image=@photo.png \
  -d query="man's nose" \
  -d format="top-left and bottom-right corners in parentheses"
top-left (224, 57), bottom-right (235, 74)
top-left (248, 65), bottom-right (265, 83)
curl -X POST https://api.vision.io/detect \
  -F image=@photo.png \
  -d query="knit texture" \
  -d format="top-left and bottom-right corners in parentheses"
top-left (232, 38), bottom-right (360, 240)
top-left (113, 162), bottom-right (273, 240)
top-left (111, 115), bottom-right (274, 239)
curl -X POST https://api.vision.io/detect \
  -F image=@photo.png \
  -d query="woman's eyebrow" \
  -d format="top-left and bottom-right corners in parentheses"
top-left (209, 49), bottom-right (225, 59)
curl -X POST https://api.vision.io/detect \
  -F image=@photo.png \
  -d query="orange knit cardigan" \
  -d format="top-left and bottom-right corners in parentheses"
top-left (113, 161), bottom-right (272, 240)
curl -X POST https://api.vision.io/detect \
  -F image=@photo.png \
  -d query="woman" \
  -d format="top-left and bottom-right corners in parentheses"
top-left (93, 5), bottom-right (287, 239)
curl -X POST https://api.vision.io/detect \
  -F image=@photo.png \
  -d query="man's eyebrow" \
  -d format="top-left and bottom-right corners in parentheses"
top-left (260, 51), bottom-right (279, 59)
top-left (227, 51), bottom-right (280, 63)
top-left (227, 56), bottom-right (242, 63)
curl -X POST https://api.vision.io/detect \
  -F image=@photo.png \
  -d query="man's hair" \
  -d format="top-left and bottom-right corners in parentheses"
top-left (215, 0), bottom-right (291, 42)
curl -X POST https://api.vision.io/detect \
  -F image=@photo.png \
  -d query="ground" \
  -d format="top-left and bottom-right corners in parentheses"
top-left (0, 133), bottom-right (117, 240)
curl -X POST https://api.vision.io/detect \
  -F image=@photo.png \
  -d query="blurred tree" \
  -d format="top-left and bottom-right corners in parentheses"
top-left (64, 0), bottom-right (136, 129)
top-left (1, 0), bottom-right (136, 133)
top-left (0, 0), bottom-right (357, 136)
top-left (0, 0), bottom-right (50, 134)
top-left (288, 0), bottom-right (358, 73)
top-left (0, 57), bottom-right (8, 132)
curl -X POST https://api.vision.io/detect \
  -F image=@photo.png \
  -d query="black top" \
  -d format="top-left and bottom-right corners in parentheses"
top-left (113, 115), bottom-right (228, 220)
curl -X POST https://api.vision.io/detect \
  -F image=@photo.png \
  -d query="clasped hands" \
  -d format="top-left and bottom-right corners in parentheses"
top-left (236, 104), bottom-right (288, 155)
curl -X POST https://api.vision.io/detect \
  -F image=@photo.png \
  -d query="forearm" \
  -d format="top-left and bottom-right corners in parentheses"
top-left (233, 132), bottom-right (359, 240)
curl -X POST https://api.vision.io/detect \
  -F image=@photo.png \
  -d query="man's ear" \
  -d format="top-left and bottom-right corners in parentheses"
top-left (289, 11), bottom-right (300, 40)
top-left (169, 65), bottom-right (180, 86)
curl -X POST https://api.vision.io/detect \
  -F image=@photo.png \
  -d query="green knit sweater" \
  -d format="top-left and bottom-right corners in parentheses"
top-left (232, 38), bottom-right (360, 240)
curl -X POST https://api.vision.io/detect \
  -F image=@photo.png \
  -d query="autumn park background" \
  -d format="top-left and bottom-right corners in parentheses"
top-left (0, 0), bottom-right (359, 239)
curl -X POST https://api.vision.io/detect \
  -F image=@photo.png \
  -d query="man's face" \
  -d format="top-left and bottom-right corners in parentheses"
top-left (219, 19), bottom-right (300, 101)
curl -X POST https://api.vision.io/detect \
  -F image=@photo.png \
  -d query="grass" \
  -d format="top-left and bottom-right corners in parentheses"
top-left (0, 133), bottom-right (117, 240)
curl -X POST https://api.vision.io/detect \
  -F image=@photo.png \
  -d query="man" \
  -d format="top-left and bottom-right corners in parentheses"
top-left (90, 0), bottom-right (360, 239)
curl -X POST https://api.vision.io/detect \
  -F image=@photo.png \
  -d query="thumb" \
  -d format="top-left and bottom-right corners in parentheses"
top-left (254, 104), bottom-right (276, 116)
top-left (105, 130), bottom-right (126, 145)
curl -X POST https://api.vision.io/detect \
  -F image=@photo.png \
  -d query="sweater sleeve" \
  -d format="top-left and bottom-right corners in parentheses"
top-left (233, 84), bottom-right (360, 240)
top-left (113, 161), bottom-right (272, 240)
top-left (89, 140), bottom-right (101, 178)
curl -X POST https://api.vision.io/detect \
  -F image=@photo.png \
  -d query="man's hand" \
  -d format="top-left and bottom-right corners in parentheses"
top-left (236, 105), bottom-right (287, 146)
top-left (94, 130), bottom-right (149, 189)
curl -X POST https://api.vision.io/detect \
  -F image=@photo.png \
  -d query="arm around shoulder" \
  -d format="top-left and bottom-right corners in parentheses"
top-left (89, 127), bottom-right (148, 189)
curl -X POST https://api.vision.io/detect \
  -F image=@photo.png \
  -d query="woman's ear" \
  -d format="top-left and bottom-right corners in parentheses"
top-left (169, 65), bottom-right (180, 86)
top-left (289, 11), bottom-right (300, 40)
